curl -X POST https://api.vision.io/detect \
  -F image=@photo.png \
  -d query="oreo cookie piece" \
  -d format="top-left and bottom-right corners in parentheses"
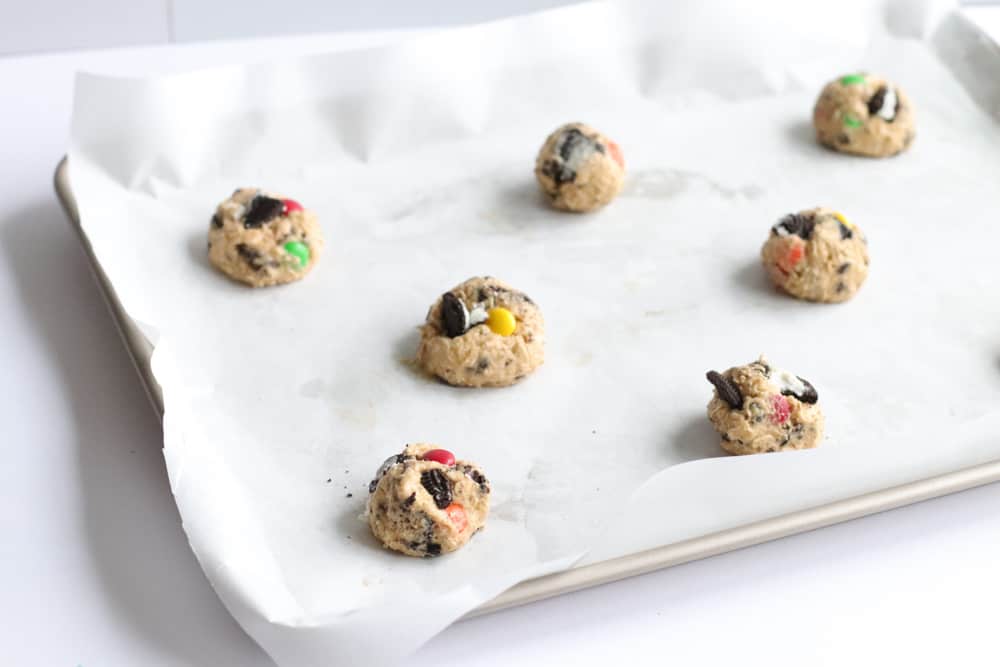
top-left (440, 292), bottom-right (469, 338)
top-left (420, 469), bottom-right (453, 509)
top-left (243, 195), bottom-right (285, 229)
top-left (867, 85), bottom-right (898, 121)
top-left (539, 127), bottom-right (596, 186)
top-left (868, 87), bottom-right (887, 116)
top-left (779, 376), bottom-right (819, 404)
top-left (368, 453), bottom-right (406, 493)
top-left (838, 220), bottom-right (854, 240)
top-left (552, 128), bottom-right (591, 184)
top-left (462, 465), bottom-right (490, 494)
top-left (706, 370), bottom-right (744, 409)
top-left (235, 243), bottom-right (264, 271)
top-left (773, 213), bottom-right (816, 240)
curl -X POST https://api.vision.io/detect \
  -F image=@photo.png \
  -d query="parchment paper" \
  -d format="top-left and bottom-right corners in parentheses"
top-left (67, 1), bottom-right (1000, 664)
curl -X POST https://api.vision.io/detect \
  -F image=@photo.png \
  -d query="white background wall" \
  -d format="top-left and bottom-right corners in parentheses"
top-left (0, 0), bottom-right (581, 55)
top-left (5, 0), bottom-right (998, 56)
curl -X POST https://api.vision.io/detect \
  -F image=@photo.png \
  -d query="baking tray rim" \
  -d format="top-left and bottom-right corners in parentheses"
top-left (53, 157), bottom-right (1000, 619)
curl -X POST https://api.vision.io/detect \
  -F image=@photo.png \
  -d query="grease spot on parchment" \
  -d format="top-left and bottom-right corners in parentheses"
top-left (394, 327), bottom-right (440, 384)
top-left (388, 189), bottom-right (459, 222)
top-left (643, 304), bottom-right (699, 319)
top-left (336, 402), bottom-right (377, 430)
top-left (624, 168), bottom-right (764, 201)
top-left (478, 180), bottom-right (552, 232)
top-left (489, 499), bottom-right (526, 524)
top-left (300, 377), bottom-right (327, 398)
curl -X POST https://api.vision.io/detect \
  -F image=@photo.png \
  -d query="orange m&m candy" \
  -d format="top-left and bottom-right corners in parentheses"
top-left (445, 503), bottom-right (468, 532)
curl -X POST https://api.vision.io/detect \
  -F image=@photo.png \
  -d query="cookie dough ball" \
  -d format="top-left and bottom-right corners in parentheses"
top-left (534, 122), bottom-right (625, 213)
top-left (705, 357), bottom-right (824, 455)
top-left (367, 444), bottom-right (490, 557)
top-left (761, 207), bottom-right (869, 303)
top-left (208, 188), bottom-right (323, 287)
top-left (416, 276), bottom-right (544, 387)
top-left (813, 73), bottom-right (915, 157)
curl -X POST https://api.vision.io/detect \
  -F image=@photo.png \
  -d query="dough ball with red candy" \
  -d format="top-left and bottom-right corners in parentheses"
top-left (761, 207), bottom-right (869, 303)
top-left (367, 443), bottom-right (490, 557)
top-left (207, 187), bottom-right (323, 287)
top-left (705, 357), bottom-right (824, 455)
top-left (534, 122), bottom-right (625, 213)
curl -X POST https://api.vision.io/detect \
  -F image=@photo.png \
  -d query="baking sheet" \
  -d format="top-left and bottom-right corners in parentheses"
top-left (66, 1), bottom-right (1000, 665)
top-left (52, 156), bottom-right (1000, 622)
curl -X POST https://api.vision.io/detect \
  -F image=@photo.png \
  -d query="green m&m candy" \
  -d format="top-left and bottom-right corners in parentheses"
top-left (842, 115), bottom-right (863, 129)
top-left (284, 241), bottom-right (310, 269)
top-left (840, 73), bottom-right (866, 86)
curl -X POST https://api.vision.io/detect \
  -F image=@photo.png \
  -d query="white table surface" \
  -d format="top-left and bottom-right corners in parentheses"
top-left (4, 10), bottom-right (1000, 666)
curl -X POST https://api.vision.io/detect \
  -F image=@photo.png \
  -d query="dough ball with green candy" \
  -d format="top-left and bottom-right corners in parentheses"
top-left (706, 357), bottom-right (824, 455)
top-left (367, 443), bottom-right (490, 557)
top-left (761, 207), bottom-right (869, 303)
top-left (813, 72), bottom-right (914, 157)
top-left (207, 188), bottom-right (323, 287)
top-left (416, 276), bottom-right (545, 388)
top-left (534, 122), bottom-right (625, 212)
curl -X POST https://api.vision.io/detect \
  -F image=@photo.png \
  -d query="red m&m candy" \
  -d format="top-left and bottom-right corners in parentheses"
top-left (445, 503), bottom-right (468, 532)
top-left (420, 449), bottom-right (455, 466)
top-left (770, 394), bottom-right (790, 424)
top-left (282, 198), bottom-right (303, 215)
top-left (778, 242), bottom-right (805, 272)
top-left (606, 140), bottom-right (625, 169)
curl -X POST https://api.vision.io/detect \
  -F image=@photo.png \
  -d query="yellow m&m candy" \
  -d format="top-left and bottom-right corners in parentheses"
top-left (486, 307), bottom-right (517, 336)
top-left (833, 212), bottom-right (854, 230)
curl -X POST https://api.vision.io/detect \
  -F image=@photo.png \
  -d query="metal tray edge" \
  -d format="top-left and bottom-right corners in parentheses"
top-left (55, 158), bottom-right (163, 417)
top-left (54, 157), bottom-right (1000, 620)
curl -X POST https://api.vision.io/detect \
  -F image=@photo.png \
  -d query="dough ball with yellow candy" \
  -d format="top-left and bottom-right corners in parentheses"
top-left (416, 276), bottom-right (544, 387)
top-left (761, 207), bottom-right (869, 303)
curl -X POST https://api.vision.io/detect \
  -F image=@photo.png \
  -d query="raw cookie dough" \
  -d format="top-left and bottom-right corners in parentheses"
top-left (367, 443), bottom-right (490, 557)
top-left (416, 276), bottom-right (544, 387)
top-left (813, 73), bottom-right (915, 157)
top-left (705, 357), bottom-right (824, 455)
top-left (761, 207), bottom-right (869, 303)
top-left (207, 188), bottom-right (323, 287)
top-left (534, 122), bottom-right (625, 213)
